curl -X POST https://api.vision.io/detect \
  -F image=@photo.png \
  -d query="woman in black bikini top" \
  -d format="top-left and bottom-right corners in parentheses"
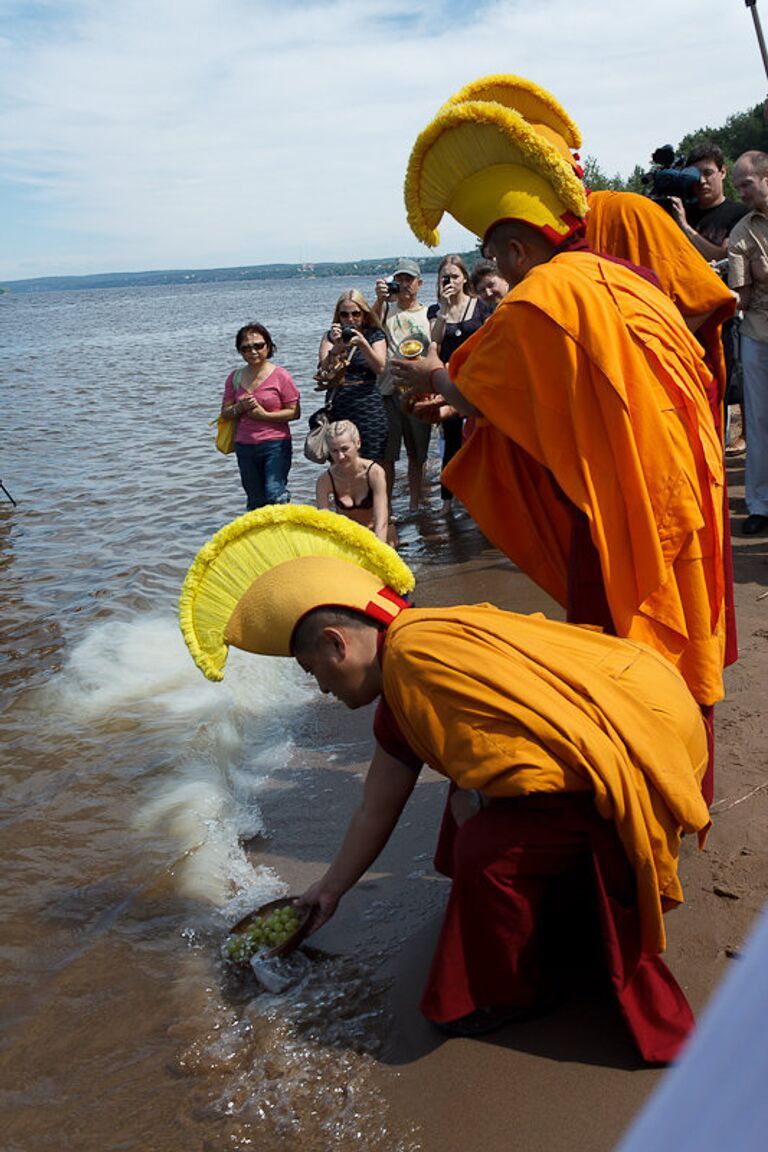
top-left (316, 420), bottom-right (398, 548)
top-left (329, 462), bottom-right (375, 511)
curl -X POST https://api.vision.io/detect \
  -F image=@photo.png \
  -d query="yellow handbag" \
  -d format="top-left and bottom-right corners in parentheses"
top-left (213, 368), bottom-right (243, 455)
top-left (215, 414), bottom-right (236, 455)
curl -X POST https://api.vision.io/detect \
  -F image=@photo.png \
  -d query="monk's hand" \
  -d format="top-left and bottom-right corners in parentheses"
top-left (296, 880), bottom-right (342, 936)
top-left (390, 342), bottom-right (443, 395)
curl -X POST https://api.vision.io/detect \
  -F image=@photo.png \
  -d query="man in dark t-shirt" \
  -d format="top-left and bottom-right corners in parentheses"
top-left (670, 143), bottom-right (748, 450)
top-left (670, 142), bottom-right (747, 261)
top-left (688, 195), bottom-right (748, 246)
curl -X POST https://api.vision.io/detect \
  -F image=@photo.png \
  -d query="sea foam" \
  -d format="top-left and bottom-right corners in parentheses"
top-left (44, 612), bottom-right (316, 906)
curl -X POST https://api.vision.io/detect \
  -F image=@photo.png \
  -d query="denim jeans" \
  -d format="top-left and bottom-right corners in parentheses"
top-left (235, 438), bottom-right (292, 510)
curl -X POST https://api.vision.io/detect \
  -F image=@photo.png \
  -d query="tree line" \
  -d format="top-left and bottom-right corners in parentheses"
top-left (583, 102), bottom-right (768, 196)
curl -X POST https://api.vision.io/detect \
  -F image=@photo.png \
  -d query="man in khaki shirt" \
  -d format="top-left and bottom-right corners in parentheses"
top-left (728, 151), bottom-right (768, 535)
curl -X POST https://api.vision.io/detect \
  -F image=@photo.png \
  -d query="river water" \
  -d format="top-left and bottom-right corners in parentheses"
top-left (0, 277), bottom-right (499, 1150)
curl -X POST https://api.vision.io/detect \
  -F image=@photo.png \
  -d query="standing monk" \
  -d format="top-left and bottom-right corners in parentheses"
top-left (393, 78), bottom-right (726, 803)
top-left (437, 77), bottom-right (736, 420)
top-left (179, 507), bottom-right (711, 1064)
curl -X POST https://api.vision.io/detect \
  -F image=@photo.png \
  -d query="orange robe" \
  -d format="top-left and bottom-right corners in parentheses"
top-left (586, 190), bottom-right (738, 674)
top-left (382, 605), bottom-right (710, 955)
top-left (442, 250), bottom-right (726, 707)
top-left (585, 190), bottom-right (736, 413)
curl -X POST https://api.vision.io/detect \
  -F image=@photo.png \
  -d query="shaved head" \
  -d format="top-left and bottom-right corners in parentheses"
top-left (732, 151), bottom-right (768, 212)
top-left (734, 150), bottom-right (768, 178)
top-left (483, 218), bottom-right (557, 288)
top-left (291, 607), bottom-right (383, 709)
top-left (485, 218), bottom-right (556, 256)
top-left (291, 607), bottom-right (379, 657)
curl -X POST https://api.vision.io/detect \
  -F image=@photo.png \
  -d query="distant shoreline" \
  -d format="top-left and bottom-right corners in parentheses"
top-left (0, 251), bottom-right (477, 295)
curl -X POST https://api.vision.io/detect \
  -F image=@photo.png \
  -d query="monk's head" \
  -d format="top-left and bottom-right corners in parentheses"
top-left (482, 219), bottom-right (555, 287)
top-left (292, 607), bottom-right (383, 709)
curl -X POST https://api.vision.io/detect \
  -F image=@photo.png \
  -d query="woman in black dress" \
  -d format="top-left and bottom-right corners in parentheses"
top-left (315, 290), bottom-right (388, 462)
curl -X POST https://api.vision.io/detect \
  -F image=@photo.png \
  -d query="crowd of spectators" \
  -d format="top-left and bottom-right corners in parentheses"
top-left (219, 137), bottom-right (768, 542)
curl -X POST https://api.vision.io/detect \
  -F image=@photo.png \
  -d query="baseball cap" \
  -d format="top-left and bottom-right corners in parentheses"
top-left (392, 257), bottom-right (421, 278)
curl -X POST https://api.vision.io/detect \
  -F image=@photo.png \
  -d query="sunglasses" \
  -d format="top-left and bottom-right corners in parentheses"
top-left (339, 309), bottom-right (362, 318)
top-left (240, 341), bottom-right (267, 352)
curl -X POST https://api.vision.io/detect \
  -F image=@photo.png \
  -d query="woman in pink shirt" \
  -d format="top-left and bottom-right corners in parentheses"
top-left (220, 323), bottom-right (301, 510)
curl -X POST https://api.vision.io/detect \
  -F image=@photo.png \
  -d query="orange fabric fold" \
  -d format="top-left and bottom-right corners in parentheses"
top-left (443, 250), bottom-right (726, 705)
top-left (585, 190), bottom-right (736, 415)
top-left (382, 606), bottom-right (711, 954)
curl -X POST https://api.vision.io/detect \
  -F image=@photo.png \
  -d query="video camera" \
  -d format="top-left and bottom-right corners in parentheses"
top-left (641, 145), bottom-right (701, 215)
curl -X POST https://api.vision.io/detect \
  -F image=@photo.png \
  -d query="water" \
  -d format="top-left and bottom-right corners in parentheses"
top-left (0, 278), bottom-right (493, 1150)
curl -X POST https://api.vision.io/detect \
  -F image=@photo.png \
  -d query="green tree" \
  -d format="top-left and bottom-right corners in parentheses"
top-left (582, 155), bottom-right (626, 191)
top-left (679, 105), bottom-right (768, 165)
top-left (584, 104), bottom-right (768, 200)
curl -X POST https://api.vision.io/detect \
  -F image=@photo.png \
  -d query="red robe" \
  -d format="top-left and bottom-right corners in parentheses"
top-left (376, 605), bottom-right (710, 1063)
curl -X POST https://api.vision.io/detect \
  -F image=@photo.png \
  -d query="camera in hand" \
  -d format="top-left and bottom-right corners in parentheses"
top-left (441, 274), bottom-right (452, 286)
top-left (641, 145), bottom-right (701, 216)
top-left (387, 278), bottom-right (401, 297)
top-left (340, 326), bottom-right (356, 343)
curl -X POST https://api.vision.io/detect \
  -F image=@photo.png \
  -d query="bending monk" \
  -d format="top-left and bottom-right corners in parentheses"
top-left (394, 77), bottom-right (726, 803)
top-left (179, 508), bottom-right (711, 1064)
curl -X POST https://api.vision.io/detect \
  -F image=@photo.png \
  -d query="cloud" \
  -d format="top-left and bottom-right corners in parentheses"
top-left (0, 0), bottom-right (764, 278)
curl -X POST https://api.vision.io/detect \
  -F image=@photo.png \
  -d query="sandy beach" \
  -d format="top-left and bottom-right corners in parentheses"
top-left (251, 454), bottom-right (768, 1152)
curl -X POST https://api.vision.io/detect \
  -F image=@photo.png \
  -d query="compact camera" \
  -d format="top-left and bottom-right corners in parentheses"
top-left (340, 326), bottom-right (356, 343)
top-left (441, 274), bottom-right (452, 286)
top-left (387, 279), bottom-right (401, 297)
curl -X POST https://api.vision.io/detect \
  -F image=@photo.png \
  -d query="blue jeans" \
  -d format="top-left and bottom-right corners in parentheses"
top-left (235, 438), bottom-right (292, 510)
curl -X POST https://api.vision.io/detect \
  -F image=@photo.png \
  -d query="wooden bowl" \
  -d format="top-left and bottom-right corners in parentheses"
top-left (225, 897), bottom-right (311, 968)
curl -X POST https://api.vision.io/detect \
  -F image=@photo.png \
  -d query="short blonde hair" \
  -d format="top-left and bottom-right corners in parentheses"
top-left (325, 420), bottom-right (361, 446)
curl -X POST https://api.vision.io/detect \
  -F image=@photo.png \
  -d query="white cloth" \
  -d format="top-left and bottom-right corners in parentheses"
top-left (613, 905), bottom-right (768, 1152)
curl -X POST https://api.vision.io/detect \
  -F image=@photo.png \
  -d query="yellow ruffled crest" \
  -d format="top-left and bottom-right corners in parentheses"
top-left (179, 504), bottom-right (415, 681)
top-left (404, 99), bottom-right (588, 247)
top-left (440, 74), bottom-right (582, 152)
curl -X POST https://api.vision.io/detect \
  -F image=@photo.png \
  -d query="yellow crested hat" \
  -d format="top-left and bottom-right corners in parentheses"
top-left (440, 74), bottom-right (582, 171)
top-left (405, 95), bottom-right (587, 248)
top-left (179, 505), bottom-right (415, 679)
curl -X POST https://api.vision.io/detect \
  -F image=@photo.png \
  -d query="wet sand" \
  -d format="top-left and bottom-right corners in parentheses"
top-left (251, 455), bottom-right (768, 1152)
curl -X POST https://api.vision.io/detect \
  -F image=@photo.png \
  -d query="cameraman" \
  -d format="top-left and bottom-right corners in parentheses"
top-left (669, 143), bottom-right (747, 455)
top-left (669, 143), bottom-right (747, 261)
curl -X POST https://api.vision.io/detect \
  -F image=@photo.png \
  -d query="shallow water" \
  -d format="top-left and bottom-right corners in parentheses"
top-left (0, 279), bottom-right (495, 1150)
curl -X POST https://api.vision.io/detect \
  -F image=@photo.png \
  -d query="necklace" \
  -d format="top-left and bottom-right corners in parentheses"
top-left (448, 297), bottom-right (473, 335)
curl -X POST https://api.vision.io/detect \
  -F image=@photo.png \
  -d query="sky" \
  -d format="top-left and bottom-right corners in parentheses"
top-left (1, 0), bottom-right (766, 281)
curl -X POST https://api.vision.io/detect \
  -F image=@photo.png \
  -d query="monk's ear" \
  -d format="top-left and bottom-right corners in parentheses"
top-left (319, 626), bottom-right (347, 663)
top-left (508, 236), bottom-right (527, 264)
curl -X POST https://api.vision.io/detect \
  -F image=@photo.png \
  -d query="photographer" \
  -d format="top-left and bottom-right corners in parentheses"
top-left (316, 289), bottom-right (388, 463)
top-left (373, 259), bottom-right (432, 511)
top-left (669, 144), bottom-right (747, 455)
top-left (669, 143), bottom-right (748, 262)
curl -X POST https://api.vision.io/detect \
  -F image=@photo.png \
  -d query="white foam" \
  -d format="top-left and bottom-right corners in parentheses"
top-left (42, 612), bottom-right (318, 907)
